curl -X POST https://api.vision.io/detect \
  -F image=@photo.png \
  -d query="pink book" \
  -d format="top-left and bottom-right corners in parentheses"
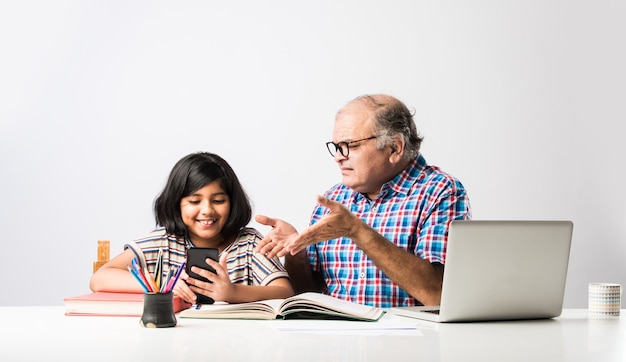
top-left (64, 292), bottom-right (190, 316)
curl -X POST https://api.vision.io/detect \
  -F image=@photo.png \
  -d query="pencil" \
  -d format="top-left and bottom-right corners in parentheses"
top-left (143, 266), bottom-right (159, 292)
top-left (164, 262), bottom-right (185, 293)
top-left (126, 264), bottom-right (150, 293)
top-left (155, 248), bottom-right (163, 289)
top-left (160, 268), bottom-right (174, 293)
top-left (132, 258), bottom-right (154, 292)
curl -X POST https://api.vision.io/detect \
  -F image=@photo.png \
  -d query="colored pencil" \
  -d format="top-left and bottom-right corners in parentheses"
top-left (126, 264), bottom-right (150, 293)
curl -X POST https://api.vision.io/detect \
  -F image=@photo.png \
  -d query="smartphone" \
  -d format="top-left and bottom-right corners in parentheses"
top-left (185, 247), bottom-right (219, 305)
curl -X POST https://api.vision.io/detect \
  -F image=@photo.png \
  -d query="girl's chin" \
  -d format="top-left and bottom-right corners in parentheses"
top-left (189, 230), bottom-right (221, 243)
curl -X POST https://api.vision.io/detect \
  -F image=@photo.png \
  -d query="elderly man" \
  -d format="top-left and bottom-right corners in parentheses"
top-left (256, 94), bottom-right (471, 308)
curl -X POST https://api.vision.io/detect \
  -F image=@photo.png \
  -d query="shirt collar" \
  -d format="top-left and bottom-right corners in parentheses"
top-left (381, 154), bottom-right (427, 196)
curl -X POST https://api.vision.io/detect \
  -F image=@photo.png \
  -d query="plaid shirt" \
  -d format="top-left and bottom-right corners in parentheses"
top-left (307, 154), bottom-right (471, 308)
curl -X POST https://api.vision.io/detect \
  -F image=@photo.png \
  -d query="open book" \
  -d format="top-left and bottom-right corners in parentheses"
top-left (179, 292), bottom-right (385, 321)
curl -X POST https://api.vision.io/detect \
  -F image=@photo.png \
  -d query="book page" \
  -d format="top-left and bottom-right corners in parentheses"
top-left (279, 292), bottom-right (384, 321)
top-left (179, 299), bottom-right (285, 319)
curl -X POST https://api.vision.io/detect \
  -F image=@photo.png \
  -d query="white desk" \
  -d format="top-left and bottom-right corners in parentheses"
top-left (0, 307), bottom-right (623, 361)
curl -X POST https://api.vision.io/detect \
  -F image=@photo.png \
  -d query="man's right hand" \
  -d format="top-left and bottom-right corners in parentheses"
top-left (254, 214), bottom-right (299, 258)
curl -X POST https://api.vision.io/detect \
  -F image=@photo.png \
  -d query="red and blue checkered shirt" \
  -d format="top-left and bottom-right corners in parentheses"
top-left (307, 154), bottom-right (471, 308)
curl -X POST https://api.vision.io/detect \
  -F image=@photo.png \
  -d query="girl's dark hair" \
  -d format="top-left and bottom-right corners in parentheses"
top-left (153, 152), bottom-right (252, 241)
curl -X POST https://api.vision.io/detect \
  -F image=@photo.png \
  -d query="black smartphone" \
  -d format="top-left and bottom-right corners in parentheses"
top-left (185, 247), bottom-right (219, 305)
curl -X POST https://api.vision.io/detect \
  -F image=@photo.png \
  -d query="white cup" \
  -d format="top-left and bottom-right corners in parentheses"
top-left (588, 283), bottom-right (622, 316)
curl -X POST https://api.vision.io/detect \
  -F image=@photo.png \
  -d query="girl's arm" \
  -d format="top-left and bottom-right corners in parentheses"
top-left (89, 249), bottom-right (144, 293)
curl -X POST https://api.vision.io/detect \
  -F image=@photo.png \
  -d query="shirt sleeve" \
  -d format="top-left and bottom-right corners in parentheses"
top-left (417, 180), bottom-right (471, 264)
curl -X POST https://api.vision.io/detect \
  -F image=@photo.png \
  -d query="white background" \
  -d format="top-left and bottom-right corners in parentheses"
top-left (1, 1), bottom-right (624, 308)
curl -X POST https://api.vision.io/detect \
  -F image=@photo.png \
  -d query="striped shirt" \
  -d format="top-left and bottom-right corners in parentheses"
top-left (125, 227), bottom-right (289, 287)
top-left (307, 154), bottom-right (471, 308)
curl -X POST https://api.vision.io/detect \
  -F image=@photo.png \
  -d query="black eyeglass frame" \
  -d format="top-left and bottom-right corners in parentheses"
top-left (325, 135), bottom-right (380, 157)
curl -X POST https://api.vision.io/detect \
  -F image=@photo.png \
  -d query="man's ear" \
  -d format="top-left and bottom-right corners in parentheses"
top-left (389, 135), bottom-right (405, 163)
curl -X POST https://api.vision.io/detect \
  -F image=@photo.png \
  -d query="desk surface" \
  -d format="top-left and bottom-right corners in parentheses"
top-left (0, 307), bottom-right (623, 361)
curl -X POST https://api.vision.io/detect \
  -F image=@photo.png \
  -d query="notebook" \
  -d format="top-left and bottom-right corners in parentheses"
top-left (390, 220), bottom-right (573, 323)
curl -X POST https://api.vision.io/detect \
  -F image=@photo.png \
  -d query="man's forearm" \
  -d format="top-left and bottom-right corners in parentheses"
top-left (353, 221), bottom-right (444, 305)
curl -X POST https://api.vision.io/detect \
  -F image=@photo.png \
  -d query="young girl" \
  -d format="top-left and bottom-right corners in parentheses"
top-left (90, 152), bottom-right (294, 304)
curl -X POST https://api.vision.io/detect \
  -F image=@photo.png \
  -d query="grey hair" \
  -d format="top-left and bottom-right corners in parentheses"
top-left (348, 94), bottom-right (423, 160)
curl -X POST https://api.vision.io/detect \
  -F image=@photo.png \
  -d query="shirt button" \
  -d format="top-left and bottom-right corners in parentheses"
top-left (359, 272), bottom-right (366, 279)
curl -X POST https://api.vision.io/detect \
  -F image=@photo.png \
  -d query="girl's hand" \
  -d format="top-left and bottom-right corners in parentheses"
top-left (184, 253), bottom-right (235, 303)
top-left (172, 270), bottom-right (197, 304)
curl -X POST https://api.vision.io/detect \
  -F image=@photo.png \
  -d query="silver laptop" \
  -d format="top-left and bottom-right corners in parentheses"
top-left (390, 220), bottom-right (573, 322)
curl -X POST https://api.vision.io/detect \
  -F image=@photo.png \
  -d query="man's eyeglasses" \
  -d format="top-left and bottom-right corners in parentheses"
top-left (325, 135), bottom-right (380, 157)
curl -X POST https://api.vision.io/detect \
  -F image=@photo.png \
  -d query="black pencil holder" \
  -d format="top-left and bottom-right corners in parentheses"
top-left (140, 292), bottom-right (177, 328)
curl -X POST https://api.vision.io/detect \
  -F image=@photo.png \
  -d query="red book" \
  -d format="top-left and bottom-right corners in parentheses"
top-left (64, 292), bottom-right (191, 316)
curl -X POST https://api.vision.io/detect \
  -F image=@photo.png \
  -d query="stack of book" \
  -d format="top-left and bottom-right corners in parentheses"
top-left (64, 292), bottom-right (190, 316)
